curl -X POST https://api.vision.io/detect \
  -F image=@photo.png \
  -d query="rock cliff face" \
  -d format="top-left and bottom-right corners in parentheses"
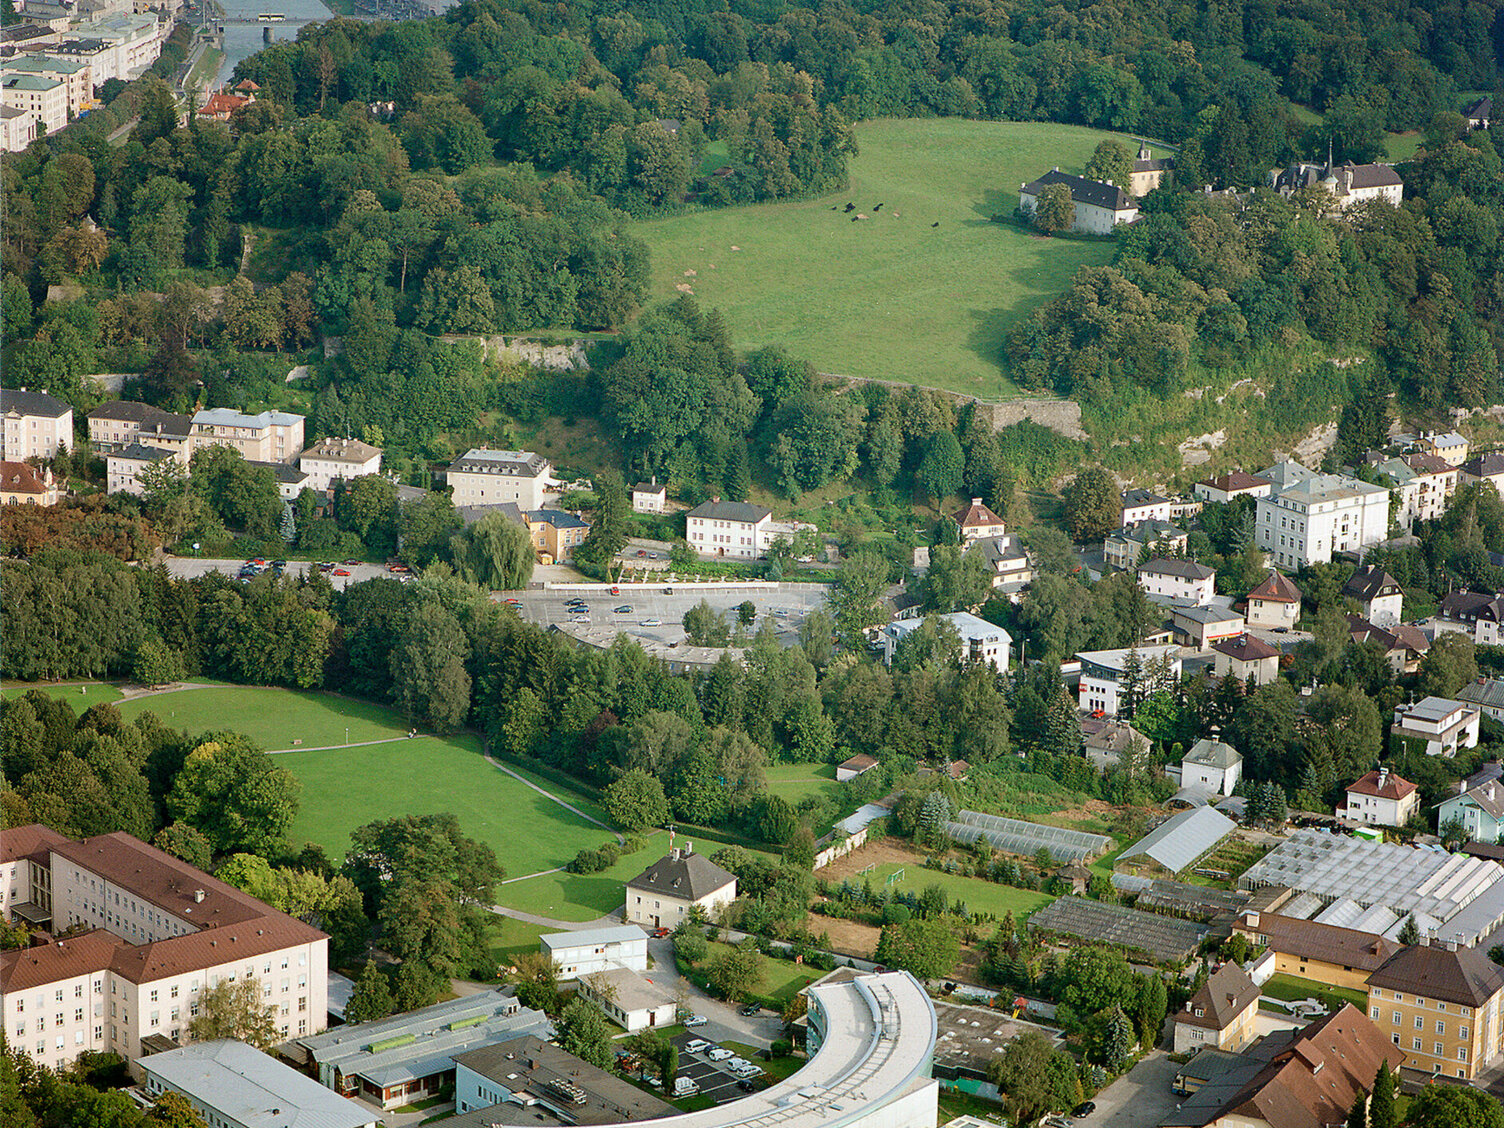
top-left (441, 335), bottom-right (593, 371)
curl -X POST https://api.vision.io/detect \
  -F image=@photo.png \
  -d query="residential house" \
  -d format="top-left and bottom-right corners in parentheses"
top-left (1465, 96), bottom-right (1493, 130)
top-left (1391, 696), bottom-right (1481, 757)
top-left (1457, 678), bottom-right (1504, 722)
top-left (1, 388), bottom-right (73, 462)
top-left (1018, 169), bottom-right (1139, 234)
top-left (623, 846), bottom-right (737, 931)
top-left (525, 509), bottom-right (589, 562)
top-left (453, 1036), bottom-right (674, 1124)
top-left (1255, 471), bottom-right (1389, 568)
top-left (1211, 634), bottom-right (1281, 685)
top-left (576, 964), bottom-right (678, 1033)
top-left (836, 754), bottom-right (879, 782)
top-left (1366, 942), bottom-right (1504, 1080)
top-left (881, 612), bottom-right (1011, 672)
top-left (1103, 519), bottom-right (1186, 571)
top-left (1233, 911), bottom-right (1401, 992)
top-left (1137, 557), bottom-right (1216, 605)
top-left (1341, 768), bottom-right (1420, 828)
top-left (1129, 142), bottom-right (1174, 195)
top-left (1121, 488), bottom-right (1173, 527)
top-left (446, 448), bottom-right (553, 510)
top-left (1172, 963), bottom-right (1260, 1053)
top-left (1244, 570), bottom-right (1302, 629)
top-left (1375, 453), bottom-right (1457, 527)
top-left (1435, 590), bottom-right (1504, 645)
top-left (1193, 472), bottom-right (1273, 505)
top-left (952, 497), bottom-right (1006, 542)
top-left (0, 462), bottom-right (60, 505)
top-left (1460, 451), bottom-right (1504, 497)
top-left (1077, 645), bottom-right (1182, 717)
top-left (685, 499), bottom-right (773, 560)
top-left (0, 826), bottom-right (329, 1073)
top-left (105, 442), bottom-right (178, 496)
top-left (296, 990), bottom-right (551, 1110)
top-left (0, 55), bottom-right (91, 116)
top-left (251, 460), bottom-right (310, 502)
top-left (968, 534), bottom-right (1032, 593)
top-left (0, 73), bottom-right (65, 135)
top-left (1270, 160), bottom-right (1404, 209)
top-left (1161, 1005), bottom-right (1404, 1128)
top-left (540, 924), bottom-right (648, 979)
top-left (1181, 738), bottom-right (1242, 797)
top-left (298, 437), bottom-right (382, 493)
top-left (1346, 616), bottom-right (1428, 674)
top-left (1343, 565), bottom-right (1404, 626)
top-left (190, 408), bottom-right (303, 464)
top-left (1415, 430), bottom-right (1470, 467)
top-left (630, 479), bottom-right (666, 514)
top-left (1437, 779), bottom-right (1504, 845)
top-left (0, 105), bottom-right (35, 153)
top-left (141, 1041), bottom-right (378, 1128)
top-left (87, 401), bottom-right (193, 453)
top-left (1171, 604), bottom-right (1246, 648)
top-left (196, 86), bottom-right (255, 122)
top-left (1082, 718), bottom-right (1148, 772)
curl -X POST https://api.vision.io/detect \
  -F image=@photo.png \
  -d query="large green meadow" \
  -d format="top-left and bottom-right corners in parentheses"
top-left (633, 118), bottom-right (1142, 398)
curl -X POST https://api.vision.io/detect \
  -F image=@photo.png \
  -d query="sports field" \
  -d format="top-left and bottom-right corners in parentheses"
top-left (116, 685), bottom-right (410, 750)
top-left (634, 118), bottom-right (1142, 398)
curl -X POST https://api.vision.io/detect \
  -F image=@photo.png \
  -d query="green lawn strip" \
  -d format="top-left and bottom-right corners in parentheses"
top-left (721, 1042), bottom-right (802, 1084)
top-left (687, 941), bottom-right (823, 1008)
top-left (488, 917), bottom-right (550, 966)
top-left (490, 759), bottom-right (615, 828)
top-left (632, 118), bottom-right (1134, 397)
top-left (866, 862), bottom-right (1057, 922)
top-left (116, 685), bottom-right (410, 749)
top-left (937, 1087), bottom-right (1008, 1123)
top-left (391, 1097), bottom-right (444, 1113)
top-left (1261, 973), bottom-right (1367, 1015)
top-left (1385, 132), bottom-right (1423, 161)
top-left (1, 681), bottom-right (124, 707)
top-left (279, 734), bottom-right (607, 877)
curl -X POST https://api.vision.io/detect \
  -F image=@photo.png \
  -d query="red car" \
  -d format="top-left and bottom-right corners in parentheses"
top-left (342, 559), bottom-right (361, 566)
top-left (653, 927), bottom-right (671, 938)
top-left (333, 568), bottom-right (352, 577)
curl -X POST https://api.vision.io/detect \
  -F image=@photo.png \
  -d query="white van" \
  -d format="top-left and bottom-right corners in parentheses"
top-left (706, 1047), bottom-right (733, 1062)
top-left (673, 1077), bottom-right (700, 1097)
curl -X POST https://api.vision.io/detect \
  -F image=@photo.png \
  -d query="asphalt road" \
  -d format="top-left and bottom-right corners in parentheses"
top-left (1081, 1051), bottom-right (1183, 1127)
top-left (498, 584), bottom-right (830, 647)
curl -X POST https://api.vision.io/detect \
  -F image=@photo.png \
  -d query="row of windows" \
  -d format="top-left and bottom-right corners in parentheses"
top-left (1370, 988), bottom-right (1471, 1016)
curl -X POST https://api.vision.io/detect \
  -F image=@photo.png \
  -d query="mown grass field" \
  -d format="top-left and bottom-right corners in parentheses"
top-left (862, 862), bottom-right (1057, 921)
top-left (116, 685), bottom-right (410, 750)
top-left (2, 682), bottom-right (125, 708)
top-left (634, 118), bottom-right (1144, 398)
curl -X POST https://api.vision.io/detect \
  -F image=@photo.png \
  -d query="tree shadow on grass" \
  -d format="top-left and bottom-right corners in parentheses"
top-left (972, 185), bottom-right (1020, 220)
top-left (963, 306), bottom-right (1018, 395)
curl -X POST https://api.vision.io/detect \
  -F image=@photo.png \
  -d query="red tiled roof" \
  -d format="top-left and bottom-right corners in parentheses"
top-left (1199, 472), bottom-right (1270, 492)
top-left (1248, 571), bottom-right (1302, 603)
top-left (1346, 769), bottom-right (1417, 801)
top-left (1, 929), bottom-right (122, 992)
top-left (198, 92), bottom-right (251, 116)
top-left (839, 754), bottom-right (879, 772)
top-left (0, 822), bottom-right (68, 863)
top-left (952, 498), bottom-right (1005, 529)
top-left (1179, 962), bottom-right (1259, 1030)
top-left (109, 913), bottom-right (324, 984)
top-left (1213, 634), bottom-right (1280, 662)
top-left (1368, 944), bottom-right (1504, 1008)
top-left (0, 461), bottom-right (50, 493)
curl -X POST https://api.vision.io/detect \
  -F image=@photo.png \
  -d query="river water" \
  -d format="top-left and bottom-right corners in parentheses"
top-left (211, 0), bottom-right (335, 88)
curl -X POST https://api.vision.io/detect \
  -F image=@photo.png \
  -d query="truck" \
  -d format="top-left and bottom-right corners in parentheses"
top-left (672, 1077), bottom-right (700, 1098)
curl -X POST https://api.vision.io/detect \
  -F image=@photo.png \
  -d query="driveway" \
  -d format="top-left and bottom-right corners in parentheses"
top-left (645, 936), bottom-right (785, 1048)
top-left (1081, 1051), bottom-right (1183, 1128)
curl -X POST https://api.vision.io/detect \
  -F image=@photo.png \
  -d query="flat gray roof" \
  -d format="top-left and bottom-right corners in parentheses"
top-left (143, 1040), bottom-right (377, 1128)
top-left (540, 924), bottom-right (646, 952)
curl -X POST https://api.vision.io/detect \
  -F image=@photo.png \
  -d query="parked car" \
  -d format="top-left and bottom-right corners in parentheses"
top-left (684, 1039), bottom-right (711, 1055)
top-left (317, 561), bottom-right (335, 571)
top-left (737, 1080), bottom-right (757, 1092)
top-left (342, 559), bottom-right (361, 566)
top-left (610, 585), bottom-right (620, 595)
top-left (503, 598), bottom-right (521, 606)
top-left (672, 1077), bottom-right (699, 1097)
top-left (648, 552), bottom-right (659, 559)
top-left (663, 585), bottom-right (674, 594)
top-left (637, 549), bottom-right (647, 557)
top-left (727, 1057), bottom-right (754, 1073)
top-left (682, 1014), bottom-right (708, 1028)
top-left (653, 927), bottom-right (670, 938)
top-left (1072, 1102), bottom-right (1096, 1119)
top-left (706, 1047), bottom-right (733, 1062)
top-left (615, 605), bottom-right (633, 614)
top-left (738, 1004), bottom-right (760, 1016)
top-left (640, 618), bottom-right (663, 627)
top-left (333, 568), bottom-right (352, 577)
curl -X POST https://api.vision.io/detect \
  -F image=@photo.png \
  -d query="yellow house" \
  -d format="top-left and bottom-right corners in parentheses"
top-left (523, 508), bottom-right (589, 563)
top-left (1233, 911), bottom-right (1400, 993)
top-left (624, 846), bottom-right (736, 931)
top-left (1366, 943), bottom-right (1504, 1080)
top-left (1173, 962), bottom-right (1260, 1053)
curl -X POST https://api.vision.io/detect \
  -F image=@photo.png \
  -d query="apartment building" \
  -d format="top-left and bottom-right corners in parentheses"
top-left (524, 508), bottom-right (589, 562)
top-left (87, 400), bottom-right (193, 453)
top-left (1391, 696), bottom-right (1481, 758)
top-left (190, 408), bottom-right (304, 465)
top-left (685, 499), bottom-right (774, 559)
top-left (1367, 943), bottom-right (1504, 1080)
top-left (1137, 557), bottom-right (1216, 604)
top-left (445, 448), bottom-right (553, 510)
top-left (1173, 963), bottom-right (1259, 1053)
top-left (1375, 453), bottom-right (1457, 527)
top-left (105, 443), bottom-right (180, 496)
top-left (1, 388), bottom-right (73, 462)
top-left (1077, 645), bottom-right (1182, 717)
top-left (1255, 471), bottom-right (1389, 568)
top-left (1120, 488), bottom-right (1173, 527)
top-left (1, 827), bottom-right (328, 1073)
top-left (0, 55), bottom-right (91, 115)
top-left (0, 104), bottom-right (36, 151)
top-left (0, 72), bottom-right (65, 135)
top-left (298, 436), bottom-right (381, 493)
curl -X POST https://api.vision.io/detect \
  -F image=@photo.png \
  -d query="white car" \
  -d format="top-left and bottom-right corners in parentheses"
top-left (684, 1039), bottom-right (711, 1055)
top-left (706, 1047), bottom-right (733, 1062)
top-left (682, 1014), bottom-right (708, 1028)
top-left (640, 618), bottom-right (663, 627)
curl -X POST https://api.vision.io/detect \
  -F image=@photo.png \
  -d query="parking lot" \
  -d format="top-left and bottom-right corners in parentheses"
top-left (498, 583), bottom-right (830, 647)
top-left (667, 1029), bottom-right (766, 1103)
top-left (163, 556), bottom-right (396, 592)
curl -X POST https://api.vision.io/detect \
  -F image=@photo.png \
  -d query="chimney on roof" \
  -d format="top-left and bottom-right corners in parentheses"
top-left (1377, 767), bottom-right (1389, 789)
top-left (193, 889), bottom-right (204, 903)
top-left (972, 498), bottom-right (982, 507)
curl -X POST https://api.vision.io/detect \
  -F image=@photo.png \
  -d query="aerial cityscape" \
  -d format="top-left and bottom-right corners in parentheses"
top-left (3, 0), bottom-right (1504, 1127)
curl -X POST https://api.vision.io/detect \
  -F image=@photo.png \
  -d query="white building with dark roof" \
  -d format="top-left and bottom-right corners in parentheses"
top-left (881, 611), bottom-right (1011, 671)
top-left (1343, 564), bottom-right (1403, 626)
top-left (631, 479), bottom-right (666, 514)
top-left (1270, 160), bottom-right (1403, 209)
top-left (1255, 469), bottom-right (1389, 568)
top-left (446, 448), bottom-right (554, 510)
top-left (0, 388), bottom-right (72, 462)
top-left (141, 1040), bottom-right (379, 1128)
top-left (1181, 738), bottom-right (1242, 797)
top-left (624, 845), bottom-right (737, 930)
top-left (1019, 169), bottom-right (1139, 234)
top-left (1392, 696), bottom-right (1481, 757)
top-left (540, 924), bottom-right (648, 980)
top-left (298, 436), bottom-right (382, 493)
top-left (1077, 645), bottom-right (1182, 717)
top-left (685, 499), bottom-right (773, 559)
top-left (1461, 451), bottom-right (1504, 497)
top-left (1137, 557), bottom-right (1216, 604)
top-left (1194, 472), bottom-right (1273, 504)
top-left (1120, 488), bottom-right (1173, 526)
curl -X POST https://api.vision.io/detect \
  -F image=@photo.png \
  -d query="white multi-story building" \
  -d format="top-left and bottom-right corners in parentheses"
top-left (880, 612), bottom-right (1011, 672)
top-left (1120, 488), bottom-right (1173, 527)
top-left (1435, 591), bottom-right (1504, 645)
top-left (106, 442), bottom-right (182, 495)
top-left (0, 55), bottom-right (91, 116)
top-left (1343, 565), bottom-right (1404, 627)
top-left (1137, 557), bottom-right (1216, 605)
top-left (1180, 738), bottom-right (1242, 796)
top-left (1341, 768), bottom-right (1420, 828)
top-left (1244, 570), bottom-right (1302, 628)
top-left (685, 499), bottom-right (773, 559)
top-left (0, 104), bottom-right (36, 152)
top-left (953, 497), bottom-right (1006, 542)
top-left (1077, 645), bottom-right (1181, 717)
top-left (190, 408), bottom-right (304, 465)
top-left (540, 925), bottom-right (648, 980)
top-left (1270, 161), bottom-right (1404, 210)
top-left (631, 479), bottom-right (667, 514)
top-left (1019, 170), bottom-right (1139, 234)
top-left (0, 72), bottom-right (65, 135)
top-left (77, 12), bottom-right (171, 80)
top-left (624, 846), bottom-right (737, 931)
top-left (1, 827), bottom-right (328, 1073)
top-left (1193, 472), bottom-right (1273, 505)
top-left (445, 448), bottom-right (552, 510)
top-left (1, 388), bottom-right (73, 461)
top-left (1392, 697), bottom-right (1481, 757)
top-left (1375, 453), bottom-right (1457, 527)
top-left (1461, 452), bottom-right (1504, 498)
top-left (1255, 469), bottom-right (1389, 569)
top-left (298, 437), bottom-right (382, 493)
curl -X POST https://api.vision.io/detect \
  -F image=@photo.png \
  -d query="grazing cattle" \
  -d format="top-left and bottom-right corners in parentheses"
top-left (843, 203), bottom-right (854, 212)
top-left (932, 221), bottom-right (940, 227)
top-left (874, 203), bottom-right (883, 211)
top-left (851, 216), bottom-right (859, 221)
